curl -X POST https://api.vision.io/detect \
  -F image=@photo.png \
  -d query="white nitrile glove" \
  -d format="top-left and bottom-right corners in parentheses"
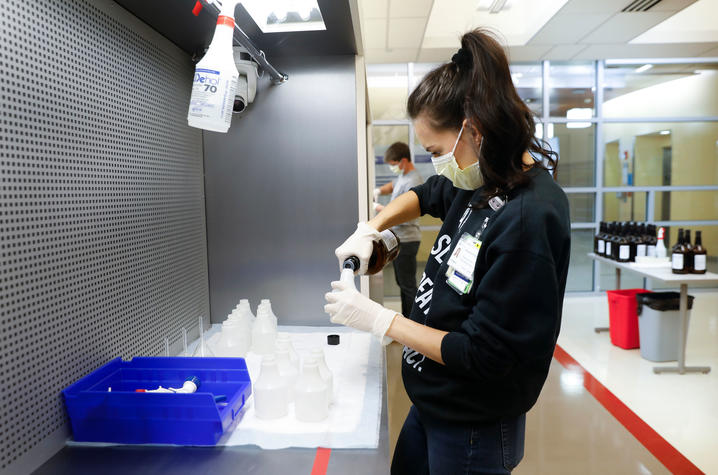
top-left (334, 221), bottom-right (382, 275)
top-left (324, 281), bottom-right (397, 345)
top-left (373, 188), bottom-right (381, 202)
top-left (373, 202), bottom-right (383, 213)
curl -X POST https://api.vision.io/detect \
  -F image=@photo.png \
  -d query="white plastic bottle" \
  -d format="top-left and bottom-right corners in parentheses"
top-left (238, 299), bottom-right (256, 325)
top-left (259, 299), bottom-right (279, 329)
top-left (276, 333), bottom-right (299, 368)
top-left (187, 0), bottom-right (239, 133)
top-left (295, 357), bottom-right (329, 423)
top-left (276, 347), bottom-right (299, 401)
top-left (311, 347), bottom-right (334, 404)
top-left (251, 304), bottom-right (277, 355)
top-left (656, 227), bottom-right (667, 258)
top-left (216, 305), bottom-right (252, 357)
top-left (254, 355), bottom-right (289, 420)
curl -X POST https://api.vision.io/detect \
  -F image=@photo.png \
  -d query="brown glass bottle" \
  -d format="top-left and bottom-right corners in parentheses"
top-left (671, 228), bottom-right (688, 274)
top-left (683, 230), bottom-right (694, 273)
top-left (617, 224), bottom-right (631, 263)
top-left (344, 229), bottom-right (400, 275)
top-left (692, 231), bottom-right (707, 274)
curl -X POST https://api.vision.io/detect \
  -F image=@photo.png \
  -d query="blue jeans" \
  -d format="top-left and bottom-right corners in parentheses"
top-left (391, 406), bottom-right (525, 475)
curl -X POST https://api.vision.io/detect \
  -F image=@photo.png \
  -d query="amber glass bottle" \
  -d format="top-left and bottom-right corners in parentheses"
top-left (617, 224), bottom-right (631, 263)
top-left (671, 229), bottom-right (688, 274)
top-left (345, 230), bottom-right (400, 275)
top-left (692, 231), bottom-right (707, 274)
top-left (683, 230), bottom-right (694, 273)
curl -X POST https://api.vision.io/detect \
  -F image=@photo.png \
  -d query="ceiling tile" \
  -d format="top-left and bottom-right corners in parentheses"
top-left (529, 13), bottom-right (612, 44)
top-left (387, 18), bottom-right (427, 49)
top-left (506, 45), bottom-right (554, 62)
top-left (364, 18), bottom-right (387, 49)
top-left (417, 47), bottom-right (455, 62)
top-left (541, 44), bottom-right (590, 60)
top-left (424, 0), bottom-right (570, 47)
top-left (389, 0), bottom-right (434, 18)
top-left (360, 0), bottom-right (388, 19)
top-left (580, 11), bottom-right (675, 44)
top-left (631, 0), bottom-right (718, 44)
top-left (572, 42), bottom-right (713, 59)
top-left (365, 47), bottom-right (420, 63)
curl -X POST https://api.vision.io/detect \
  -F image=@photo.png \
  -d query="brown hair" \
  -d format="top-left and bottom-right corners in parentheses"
top-left (384, 142), bottom-right (410, 164)
top-left (407, 28), bottom-right (557, 200)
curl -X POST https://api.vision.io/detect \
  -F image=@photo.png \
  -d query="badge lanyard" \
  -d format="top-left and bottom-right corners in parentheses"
top-left (445, 195), bottom-right (506, 295)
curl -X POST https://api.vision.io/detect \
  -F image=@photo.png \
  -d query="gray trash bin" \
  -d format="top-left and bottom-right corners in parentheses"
top-left (636, 292), bottom-right (695, 362)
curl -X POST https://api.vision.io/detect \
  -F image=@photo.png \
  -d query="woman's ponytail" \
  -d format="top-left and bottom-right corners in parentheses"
top-left (408, 28), bottom-right (557, 200)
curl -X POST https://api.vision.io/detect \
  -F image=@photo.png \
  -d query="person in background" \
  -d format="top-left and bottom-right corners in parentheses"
top-left (374, 142), bottom-right (423, 317)
top-left (326, 28), bottom-right (570, 474)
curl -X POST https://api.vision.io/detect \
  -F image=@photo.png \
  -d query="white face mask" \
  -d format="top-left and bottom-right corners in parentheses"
top-left (431, 124), bottom-right (483, 190)
top-left (388, 163), bottom-right (402, 175)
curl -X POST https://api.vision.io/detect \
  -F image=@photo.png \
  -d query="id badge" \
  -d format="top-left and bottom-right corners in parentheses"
top-left (445, 233), bottom-right (481, 295)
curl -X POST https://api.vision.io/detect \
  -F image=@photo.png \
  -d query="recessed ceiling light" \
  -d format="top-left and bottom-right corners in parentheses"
top-left (240, 0), bottom-right (326, 33)
top-left (659, 130), bottom-right (670, 135)
top-left (635, 64), bottom-right (653, 73)
top-left (566, 108), bottom-right (592, 129)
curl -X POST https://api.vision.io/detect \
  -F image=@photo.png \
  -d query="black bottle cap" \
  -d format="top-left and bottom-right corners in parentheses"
top-left (343, 257), bottom-right (359, 271)
top-left (327, 334), bottom-right (340, 345)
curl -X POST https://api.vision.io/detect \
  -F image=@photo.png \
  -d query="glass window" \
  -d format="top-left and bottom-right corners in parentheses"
top-left (511, 63), bottom-right (542, 116)
top-left (367, 63), bottom-right (408, 120)
top-left (548, 61), bottom-right (596, 118)
top-left (603, 191), bottom-right (648, 223)
top-left (654, 191), bottom-right (718, 222)
top-left (597, 261), bottom-right (644, 291)
top-left (411, 63), bottom-right (441, 91)
top-left (603, 122), bottom-right (718, 187)
top-left (566, 193), bottom-right (595, 222)
top-left (603, 62), bottom-right (718, 118)
top-left (553, 123), bottom-right (595, 187)
top-left (566, 230), bottom-right (594, 292)
top-left (373, 125), bottom-right (409, 203)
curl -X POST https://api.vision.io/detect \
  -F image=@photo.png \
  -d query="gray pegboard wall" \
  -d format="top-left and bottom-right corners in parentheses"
top-left (0, 0), bottom-right (209, 473)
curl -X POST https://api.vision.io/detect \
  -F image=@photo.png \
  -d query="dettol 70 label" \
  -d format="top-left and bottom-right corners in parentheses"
top-left (189, 68), bottom-right (228, 121)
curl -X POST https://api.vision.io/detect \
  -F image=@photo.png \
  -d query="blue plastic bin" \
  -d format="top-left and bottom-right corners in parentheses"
top-left (62, 357), bottom-right (252, 445)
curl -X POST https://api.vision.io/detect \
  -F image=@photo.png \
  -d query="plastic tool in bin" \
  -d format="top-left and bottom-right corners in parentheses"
top-left (62, 357), bottom-right (252, 445)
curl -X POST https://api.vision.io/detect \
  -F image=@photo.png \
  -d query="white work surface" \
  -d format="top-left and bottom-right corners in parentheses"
top-left (67, 325), bottom-right (384, 450)
top-left (209, 325), bottom-right (384, 450)
top-left (588, 253), bottom-right (718, 284)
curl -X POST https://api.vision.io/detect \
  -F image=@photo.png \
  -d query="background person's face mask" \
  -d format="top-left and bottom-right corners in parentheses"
top-left (430, 124), bottom-right (483, 190)
top-left (388, 163), bottom-right (402, 175)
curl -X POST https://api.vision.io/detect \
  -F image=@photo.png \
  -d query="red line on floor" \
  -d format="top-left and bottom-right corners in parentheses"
top-left (310, 447), bottom-right (332, 475)
top-left (553, 344), bottom-right (704, 475)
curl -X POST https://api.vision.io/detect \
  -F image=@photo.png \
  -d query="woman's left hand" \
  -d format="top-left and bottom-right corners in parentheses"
top-left (324, 281), bottom-right (398, 345)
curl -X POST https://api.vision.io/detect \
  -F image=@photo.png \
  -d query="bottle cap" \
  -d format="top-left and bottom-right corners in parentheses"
top-left (327, 334), bottom-right (340, 345)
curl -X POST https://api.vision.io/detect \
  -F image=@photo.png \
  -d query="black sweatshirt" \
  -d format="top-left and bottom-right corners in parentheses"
top-left (402, 167), bottom-right (571, 424)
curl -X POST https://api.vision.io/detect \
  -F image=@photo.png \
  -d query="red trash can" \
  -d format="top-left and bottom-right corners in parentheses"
top-left (606, 289), bottom-right (652, 349)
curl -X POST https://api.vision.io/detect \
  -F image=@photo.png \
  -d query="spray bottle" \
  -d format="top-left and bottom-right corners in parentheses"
top-left (656, 227), bottom-right (667, 258)
top-left (187, 0), bottom-right (239, 133)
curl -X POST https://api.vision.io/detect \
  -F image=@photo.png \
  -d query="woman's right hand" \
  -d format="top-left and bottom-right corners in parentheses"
top-left (334, 222), bottom-right (382, 275)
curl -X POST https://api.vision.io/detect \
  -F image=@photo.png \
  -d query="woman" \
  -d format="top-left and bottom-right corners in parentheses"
top-left (325, 28), bottom-right (570, 474)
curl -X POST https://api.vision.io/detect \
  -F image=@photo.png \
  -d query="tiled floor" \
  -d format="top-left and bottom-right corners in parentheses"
top-left (385, 292), bottom-right (718, 473)
top-left (559, 291), bottom-right (718, 474)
